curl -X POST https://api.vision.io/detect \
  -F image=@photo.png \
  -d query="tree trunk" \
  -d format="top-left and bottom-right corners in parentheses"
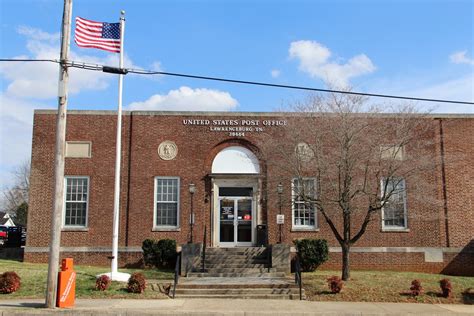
top-left (341, 243), bottom-right (350, 281)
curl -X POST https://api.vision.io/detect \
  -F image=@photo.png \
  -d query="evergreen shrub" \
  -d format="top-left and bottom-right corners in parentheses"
top-left (293, 238), bottom-right (329, 272)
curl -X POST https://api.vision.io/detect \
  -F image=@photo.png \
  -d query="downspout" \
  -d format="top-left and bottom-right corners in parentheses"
top-left (437, 118), bottom-right (450, 247)
top-left (125, 111), bottom-right (133, 247)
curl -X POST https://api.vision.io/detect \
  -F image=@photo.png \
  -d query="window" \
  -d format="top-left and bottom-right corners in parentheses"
top-left (154, 177), bottom-right (180, 228)
top-left (292, 178), bottom-right (316, 229)
top-left (381, 178), bottom-right (407, 229)
top-left (64, 177), bottom-right (89, 227)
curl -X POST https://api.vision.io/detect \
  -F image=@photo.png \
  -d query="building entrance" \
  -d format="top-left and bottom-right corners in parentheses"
top-left (218, 187), bottom-right (253, 247)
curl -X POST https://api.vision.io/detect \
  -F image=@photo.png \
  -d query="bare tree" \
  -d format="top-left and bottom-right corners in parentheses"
top-left (265, 93), bottom-right (436, 280)
top-left (1, 160), bottom-right (30, 226)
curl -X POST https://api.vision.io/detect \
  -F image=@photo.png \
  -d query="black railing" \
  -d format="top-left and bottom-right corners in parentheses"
top-left (201, 225), bottom-right (207, 272)
top-left (267, 246), bottom-right (271, 273)
top-left (172, 252), bottom-right (181, 299)
top-left (294, 254), bottom-right (303, 300)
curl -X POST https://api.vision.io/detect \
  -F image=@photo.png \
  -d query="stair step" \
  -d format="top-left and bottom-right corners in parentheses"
top-left (174, 294), bottom-right (304, 300)
top-left (177, 283), bottom-right (297, 289)
top-left (186, 272), bottom-right (286, 278)
top-left (175, 288), bottom-right (295, 295)
top-left (205, 268), bottom-right (276, 273)
top-left (204, 263), bottom-right (269, 268)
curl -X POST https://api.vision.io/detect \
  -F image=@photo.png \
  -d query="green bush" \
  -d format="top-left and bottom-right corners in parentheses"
top-left (142, 239), bottom-right (177, 269)
top-left (293, 238), bottom-right (329, 272)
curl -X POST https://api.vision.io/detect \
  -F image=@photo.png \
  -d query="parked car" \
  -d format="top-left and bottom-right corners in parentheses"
top-left (0, 226), bottom-right (7, 245)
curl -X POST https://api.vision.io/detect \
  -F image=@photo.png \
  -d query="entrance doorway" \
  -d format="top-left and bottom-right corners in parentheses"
top-left (218, 187), bottom-right (253, 247)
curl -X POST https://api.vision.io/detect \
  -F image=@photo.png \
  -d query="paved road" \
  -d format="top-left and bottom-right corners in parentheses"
top-left (0, 299), bottom-right (473, 315)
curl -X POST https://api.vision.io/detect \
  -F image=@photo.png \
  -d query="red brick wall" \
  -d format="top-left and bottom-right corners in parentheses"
top-left (440, 118), bottom-right (474, 248)
top-left (26, 111), bottom-right (473, 274)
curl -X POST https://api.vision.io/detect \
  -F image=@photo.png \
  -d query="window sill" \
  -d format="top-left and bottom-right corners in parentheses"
top-left (291, 227), bottom-right (319, 232)
top-left (381, 228), bottom-right (410, 233)
top-left (61, 227), bottom-right (89, 232)
top-left (152, 227), bottom-right (181, 232)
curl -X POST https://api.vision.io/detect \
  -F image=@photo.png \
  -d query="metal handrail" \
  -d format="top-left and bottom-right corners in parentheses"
top-left (172, 252), bottom-right (181, 299)
top-left (294, 254), bottom-right (303, 300)
top-left (201, 225), bottom-right (207, 272)
top-left (267, 246), bottom-right (271, 273)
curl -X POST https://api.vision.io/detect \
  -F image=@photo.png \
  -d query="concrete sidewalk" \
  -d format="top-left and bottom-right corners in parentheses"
top-left (0, 299), bottom-right (473, 315)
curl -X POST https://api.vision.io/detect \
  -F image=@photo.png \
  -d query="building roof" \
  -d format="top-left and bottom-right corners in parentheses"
top-left (34, 109), bottom-right (474, 119)
top-left (0, 212), bottom-right (15, 226)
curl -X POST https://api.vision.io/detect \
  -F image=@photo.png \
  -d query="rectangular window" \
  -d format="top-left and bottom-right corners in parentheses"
top-left (155, 177), bottom-right (180, 228)
top-left (381, 178), bottom-right (407, 229)
top-left (64, 176), bottom-right (89, 227)
top-left (292, 178), bottom-right (316, 229)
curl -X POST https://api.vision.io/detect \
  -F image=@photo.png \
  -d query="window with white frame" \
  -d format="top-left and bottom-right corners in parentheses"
top-left (381, 177), bottom-right (407, 229)
top-left (64, 177), bottom-right (89, 227)
top-left (292, 178), bottom-right (316, 228)
top-left (155, 177), bottom-right (180, 228)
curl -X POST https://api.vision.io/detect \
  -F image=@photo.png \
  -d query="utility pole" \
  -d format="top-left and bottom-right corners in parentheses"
top-left (45, 0), bottom-right (73, 308)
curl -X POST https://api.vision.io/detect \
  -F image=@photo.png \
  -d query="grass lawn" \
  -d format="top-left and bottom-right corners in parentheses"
top-left (0, 259), bottom-right (174, 299)
top-left (303, 270), bottom-right (474, 304)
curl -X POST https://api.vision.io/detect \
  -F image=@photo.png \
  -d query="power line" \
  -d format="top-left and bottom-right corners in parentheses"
top-left (1, 58), bottom-right (473, 105)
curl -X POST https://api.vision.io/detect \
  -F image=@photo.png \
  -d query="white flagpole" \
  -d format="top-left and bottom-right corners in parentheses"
top-left (109, 10), bottom-right (130, 282)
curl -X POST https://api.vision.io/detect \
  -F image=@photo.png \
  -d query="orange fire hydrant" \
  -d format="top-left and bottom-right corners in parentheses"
top-left (56, 258), bottom-right (76, 308)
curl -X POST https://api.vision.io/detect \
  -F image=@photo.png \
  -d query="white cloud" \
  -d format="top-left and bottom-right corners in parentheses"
top-left (128, 86), bottom-right (238, 111)
top-left (0, 26), bottom-right (162, 188)
top-left (0, 27), bottom-right (160, 100)
top-left (271, 69), bottom-right (281, 78)
top-left (289, 40), bottom-right (376, 88)
top-left (0, 94), bottom-right (54, 188)
top-left (450, 50), bottom-right (474, 65)
top-left (17, 25), bottom-right (60, 42)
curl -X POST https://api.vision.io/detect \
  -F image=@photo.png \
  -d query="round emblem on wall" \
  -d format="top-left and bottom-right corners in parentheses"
top-left (158, 141), bottom-right (178, 160)
top-left (295, 142), bottom-right (314, 162)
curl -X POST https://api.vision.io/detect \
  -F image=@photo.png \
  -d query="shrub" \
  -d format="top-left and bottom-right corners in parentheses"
top-left (327, 276), bottom-right (344, 293)
top-left (95, 275), bottom-right (111, 291)
top-left (440, 278), bottom-right (452, 298)
top-left (142, 239), bottom-right (159, 267)
top-left (127, 272), bottom-right (146, 293)
top-left (0, 271), bottom-right (21, 294)
top-left (410, 279), bottom-right (423, 296)
top-left (142, 239), bottom-right (177, 269)
top-left (293, 239), bottom-right (329, 272)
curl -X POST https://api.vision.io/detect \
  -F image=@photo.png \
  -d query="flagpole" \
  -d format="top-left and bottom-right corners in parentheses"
top-left (109, 10), bottom-right (129, 282)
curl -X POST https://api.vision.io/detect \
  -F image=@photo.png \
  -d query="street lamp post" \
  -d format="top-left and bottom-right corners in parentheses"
top-left (189, 183), bottom-right (196, 243)
top-left (277, 183), bottom-right (283, 244)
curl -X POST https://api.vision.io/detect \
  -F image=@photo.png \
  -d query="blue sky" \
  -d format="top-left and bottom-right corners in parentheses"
top-left (0, 0), bottom-right (473, 189)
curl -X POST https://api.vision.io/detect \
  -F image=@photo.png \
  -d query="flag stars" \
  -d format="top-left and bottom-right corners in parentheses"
top-left (102, 23), bottom-right (120, 39)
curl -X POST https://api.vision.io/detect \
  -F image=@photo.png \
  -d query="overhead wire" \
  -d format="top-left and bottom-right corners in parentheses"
top-left (1, 58), bottom-right (473, 105)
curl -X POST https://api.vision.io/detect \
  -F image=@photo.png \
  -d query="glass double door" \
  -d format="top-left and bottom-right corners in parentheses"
top-left (219, 197), bottom-right (253, 246)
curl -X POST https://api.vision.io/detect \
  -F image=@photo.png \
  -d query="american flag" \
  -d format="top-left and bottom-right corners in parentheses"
top-left (75, 17), bottom-right (121, 53)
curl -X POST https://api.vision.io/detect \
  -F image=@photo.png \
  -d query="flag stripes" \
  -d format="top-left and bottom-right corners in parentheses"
top-left (75, 17), bottom-right (121, 53)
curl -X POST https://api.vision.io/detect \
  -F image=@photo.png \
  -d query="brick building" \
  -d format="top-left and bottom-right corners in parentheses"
top-left (25, 110), bottom-right (474, 275)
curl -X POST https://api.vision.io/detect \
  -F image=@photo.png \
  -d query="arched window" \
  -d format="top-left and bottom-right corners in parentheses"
top-left (211, 146), bottom-right (260, 174)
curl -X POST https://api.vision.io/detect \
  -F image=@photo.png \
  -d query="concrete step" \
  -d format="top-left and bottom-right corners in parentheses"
top-left (175, 288), bottom-right (295, 295)
top-left (204, 263), bottom-right (269, 269)
top-left (204, 257), bottom-right (268, 263)
top-left (177, 283), bottom-right (297, 289)
top-left (206, 248), bottom-right (267, 256)
top-left (173, 293), bottom-right (304, 300)
top-left (205, 268), bottom-right (276, 273)
top-left (186, 272), bottom-right (286, 278)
